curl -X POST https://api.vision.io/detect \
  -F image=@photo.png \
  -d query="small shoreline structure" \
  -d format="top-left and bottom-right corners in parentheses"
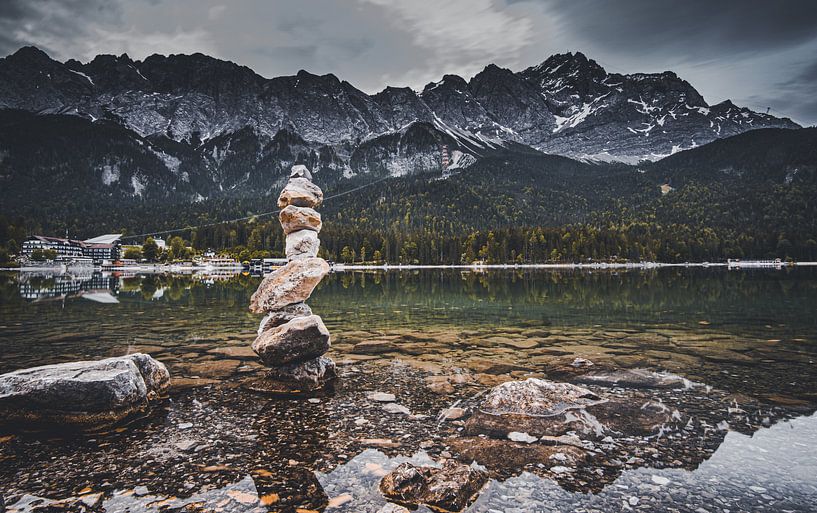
top-left (244, 165), bottom-right (336, 394)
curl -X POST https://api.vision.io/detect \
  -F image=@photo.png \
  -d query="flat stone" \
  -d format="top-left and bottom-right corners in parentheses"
top-left (367, 392), bottom-right (396, 402)
top-left (249, 258), bottom-right (329, 313)
top-left (207, 346), bottom-right (258, 358)
top-left (277, 177), bottom-right (323, 208)
top-left (382, 403), bottom-right (411, 415)
top-left (441, 407), bottom-right (466, 420)
top-left (352, 340), bottom-right (397, 354)
top-left (279, 205), bottom-right (322, 234)
top-left (183, 359), bottom-right (242, 379)
top-left (0, 353), bottom-right (169, 430)
top-left (258, 303), bottom-right (313, 334)
top-left (252, 315), bottom-right (330, 366)
top-left (574, 369), bottom-right (692, 389)
top-left (379, 459), bottom-right (488, 512)
top-left (447, 436), bottom-right (588, 474)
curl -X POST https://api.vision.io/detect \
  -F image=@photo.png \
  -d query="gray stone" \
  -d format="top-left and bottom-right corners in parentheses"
top-left (382, 403), bottom-right (411, 415)
top-left (367, 392), bottom-right (396, 402)
top-left (289, 164), bottom-right (313, 181)
top-left (0, 353), bottom-right (170, 430)
top-left (252, 315), bottom-right (331, 365)
top-left (258, 303), bottom-right (313, 334)
top-left (285, 229), bottom-right (320, 260)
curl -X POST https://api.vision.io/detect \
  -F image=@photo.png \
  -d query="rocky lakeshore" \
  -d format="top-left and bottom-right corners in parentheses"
top-left (1, 352), bottom-right (815, 512)
top-left (1, 267), bottom-right (817, 511)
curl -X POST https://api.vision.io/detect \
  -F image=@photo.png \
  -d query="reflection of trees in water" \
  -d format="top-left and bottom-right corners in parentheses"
top-left (307, 268), bottom-right (817, 329)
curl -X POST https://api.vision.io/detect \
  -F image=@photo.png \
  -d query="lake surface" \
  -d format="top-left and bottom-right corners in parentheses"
top-left (1, 268), bottom-right (816, 512)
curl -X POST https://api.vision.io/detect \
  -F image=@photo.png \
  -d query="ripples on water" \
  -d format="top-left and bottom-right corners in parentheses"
top-left (1, 268), bottom-right (816, 512)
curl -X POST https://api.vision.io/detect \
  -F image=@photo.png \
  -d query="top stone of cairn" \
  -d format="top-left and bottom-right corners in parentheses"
top-left (290, 164), bottom-right (312, 180)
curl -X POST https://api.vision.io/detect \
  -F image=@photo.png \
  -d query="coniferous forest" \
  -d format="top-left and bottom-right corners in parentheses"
top-left (2, 129), bottom-right (816, 265)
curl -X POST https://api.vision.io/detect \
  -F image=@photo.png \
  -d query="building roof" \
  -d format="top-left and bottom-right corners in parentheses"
top-left (27, 235), bottom-right (83, 245)
top-left (83, 234), bottom-right (123, 244)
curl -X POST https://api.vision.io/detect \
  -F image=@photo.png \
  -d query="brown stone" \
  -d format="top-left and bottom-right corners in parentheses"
top-left (249, 258), bottom-right (329, 313)
top-left (277, 177), bottom-right (323, 208)
top-left (379, 459), bottom-right (487, 512)
top-left (279, 205), bottom-right (322, 234)
top-left (448, 436), bottom-right (588, 473)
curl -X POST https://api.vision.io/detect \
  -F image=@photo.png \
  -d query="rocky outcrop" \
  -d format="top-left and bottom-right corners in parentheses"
top-left (0, 353), bottom-right (169, 430)
top-left (248, 257), bottom-right (329, 313)
top-left (464, 377), bottom-right (676, 440)
top-left (252, 315), bottom-right (331, 365)
top-left (380, 459), bottom-right (488, 512)
top-left (246, 165), bottom-right (335, 394)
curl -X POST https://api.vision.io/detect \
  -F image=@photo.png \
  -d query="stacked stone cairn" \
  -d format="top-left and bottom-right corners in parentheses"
top-left (246, 165), bottom-right (335, 394)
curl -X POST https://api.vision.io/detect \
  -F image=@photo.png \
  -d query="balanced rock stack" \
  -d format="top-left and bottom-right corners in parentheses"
top-left (246, 165), bottom-right (335, 394)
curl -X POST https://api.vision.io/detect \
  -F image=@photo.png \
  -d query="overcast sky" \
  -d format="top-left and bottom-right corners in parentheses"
top-left (1, 0), bottom-right (816, 125)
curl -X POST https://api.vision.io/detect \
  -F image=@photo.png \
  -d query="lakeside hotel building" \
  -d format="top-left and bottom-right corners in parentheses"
top-left (21, 234), bottom-right (122, 264)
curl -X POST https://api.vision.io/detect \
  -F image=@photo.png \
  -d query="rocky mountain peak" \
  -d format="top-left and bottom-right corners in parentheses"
top-left (0, 45), bottom-right (800, 165)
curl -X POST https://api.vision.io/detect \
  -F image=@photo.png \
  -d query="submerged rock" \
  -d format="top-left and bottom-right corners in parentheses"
top-left (0, 353), bottom-right (169, 430)
top-left (285, 229), bottom-right (320, 260)
top-left (479, 378), bottom-right (602, 416)
top-left (277, 177), bottom-right (323, 209)
top-left (249, 257), bottom-right (330, 313)
top-left (252, 315), bottom-right (331, 366)
top-left (379, 459), bottom-right (488, 512)
top-left (574, 368), bottom-right (693, 389)
top-left (245, 356), bottom-right (336, 394)
top-left (465, 377), bottom-right (682, 440)
top-left (258, 303), bottom-right (314, 334)
top-left (279, 205), bottom-right (322, 234)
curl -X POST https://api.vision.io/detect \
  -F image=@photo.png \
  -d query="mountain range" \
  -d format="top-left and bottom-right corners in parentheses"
top-left (0, 45), bottom-right (814, 262)
top-left (0, 46), bottom-right (802, 204)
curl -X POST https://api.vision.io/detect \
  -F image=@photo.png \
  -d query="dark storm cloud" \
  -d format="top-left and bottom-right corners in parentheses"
top-left (531, 0), bottom-right (817, 61)
top-left (0, 0), bottom-right (815, 125)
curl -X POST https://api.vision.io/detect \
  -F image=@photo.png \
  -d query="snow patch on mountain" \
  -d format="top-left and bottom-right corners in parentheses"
top-left (100, 163), bottom-right (120, 185)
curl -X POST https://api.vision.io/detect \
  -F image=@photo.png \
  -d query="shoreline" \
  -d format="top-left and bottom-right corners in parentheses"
top-left (2, 260), bottom-right (817, 273)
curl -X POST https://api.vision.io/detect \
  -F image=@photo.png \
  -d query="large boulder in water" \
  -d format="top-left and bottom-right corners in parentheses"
top-left (0, 353), bottom-right (170, 430)
top-left (464, 377), bottom-right (680, 440)
top-left (249, 257), bottom-right (329, 313)
top-left (252, 315), bottom-right (330, 365)
top-left (380, 459), bottom-right (488, 512)
top-left (277, 177), bottom-right (323, 209)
